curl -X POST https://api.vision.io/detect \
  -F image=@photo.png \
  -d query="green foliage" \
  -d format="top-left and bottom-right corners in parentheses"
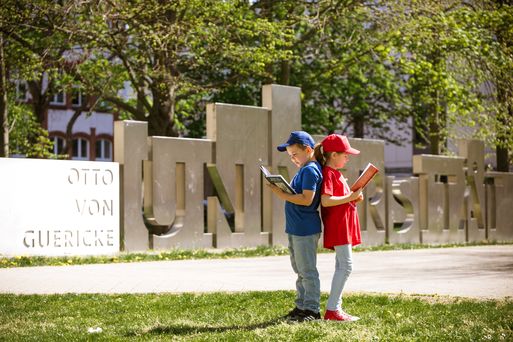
top-left (7, 102), bottom-right (53, 158)
top-left (72, 0), bottom-right (293, 136)
top-left (1, 0), bottom-right (78, 86)
top-left (0, 0), bottom-right (91, 157)
top-left (388, 1), bottom-right (513, 155)
top-left (251, 1), bottom-right (412, 142)
top-left (0, 291), bottom-right (511, 340)
top-left (1, 0), bottom-right (512, 166)
top-left (472, 3), bottom-right (513, 158)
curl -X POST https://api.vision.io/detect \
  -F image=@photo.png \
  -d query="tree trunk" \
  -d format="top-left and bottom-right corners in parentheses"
top-left (495, 1), bottom-right (512, 171)
top-left (496, 145), bottom-right (509, 171)
top-left (0, 33), bottom-right (8, 158)
top-left (496, 102), bottom-right (511, 171)
top-left (27, 79), bottom-right (49, 127)
top-left (65, 109), bottom-right (83, 158)
top-left (353, 116), bottom-right (364, 138)
top-left (429, 114), bottom-right (440, 155)
top-left (279, 60), bottom-right (290, 85)
top-left (147, 108), bottom-right (178, 137)
top-left (146, 84), bottom-right (178, 137)
top-left (428, 89), bottom-right (445, 155)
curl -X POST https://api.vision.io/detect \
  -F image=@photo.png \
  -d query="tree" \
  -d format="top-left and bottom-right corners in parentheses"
top-left (1, 1), bottom-right (78, 125)
top-left (0, 0), bottom-right (75, 158)
top-left (285, 1), bottom-right (410, 141)
top-left (202, 0), bottom-right (411, 141)
top-left (71, 0), bottom-right (292, 137)
top-left (487, 1), bottom-right (513, 170)
top-left (0, 33), bottom-right (8, 157)
top-left (382, 1), bottom-right (477, 154)
top-left (7, 100), bottom-right (53, 158)
top-left (384, 0), bottom-right (512, 167)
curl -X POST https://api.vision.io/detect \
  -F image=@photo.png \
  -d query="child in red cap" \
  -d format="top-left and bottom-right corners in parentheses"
top-left (314, 134), bottom-right (363, 322)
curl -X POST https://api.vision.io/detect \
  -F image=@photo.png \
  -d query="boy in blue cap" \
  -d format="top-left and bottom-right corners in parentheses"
top-left (267, 131), bottom-right (323, 322)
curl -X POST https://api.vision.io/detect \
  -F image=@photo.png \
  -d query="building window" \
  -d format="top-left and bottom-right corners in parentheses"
top-left (16, 81), bottom-right (28, 102)
top-left (51, 136), bottom-right (66, 155)
top-left (72, 138), bottom-right (89, 160)
top-left (71, 87), bottom-right (83, 107)
top-left (95, 139), bottom-right (112, 161)
top-left (51, 90), bottom-right (65, 105)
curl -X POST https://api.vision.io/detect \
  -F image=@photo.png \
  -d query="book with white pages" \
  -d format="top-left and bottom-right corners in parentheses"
top-left (260, 165), bottom-right (297, 194)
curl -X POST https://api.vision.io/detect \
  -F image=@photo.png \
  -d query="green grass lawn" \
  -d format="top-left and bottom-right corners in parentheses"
top-left (1, 241), bottom-right (511, 269)
top-left (0, 291), bottom-right (511, 341)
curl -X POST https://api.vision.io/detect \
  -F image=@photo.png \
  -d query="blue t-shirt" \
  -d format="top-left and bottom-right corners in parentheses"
top-left (284, 161), bottom-right (323, 236)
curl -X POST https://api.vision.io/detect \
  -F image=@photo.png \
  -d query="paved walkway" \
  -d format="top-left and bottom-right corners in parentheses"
top-left (0, 245), bottom-right (512, 298)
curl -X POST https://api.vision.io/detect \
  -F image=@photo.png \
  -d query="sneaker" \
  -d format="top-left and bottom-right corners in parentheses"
top-left (283, 307), bottom-right (304, 321)
top-left (324, 309), bottom-right (360, 322)
top-left (296, 309), bottom-right (321, 322)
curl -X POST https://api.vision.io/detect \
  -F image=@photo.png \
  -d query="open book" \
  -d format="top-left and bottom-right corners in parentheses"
top-left (260, 165), bottom-right (297, 194)
top-left (350, 163), bottom-right (379, 191)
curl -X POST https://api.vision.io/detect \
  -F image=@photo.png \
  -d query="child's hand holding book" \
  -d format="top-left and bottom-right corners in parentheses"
top-left (348, 188), bottom-right (363, 207)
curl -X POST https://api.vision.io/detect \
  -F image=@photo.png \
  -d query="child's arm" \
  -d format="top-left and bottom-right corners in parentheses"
top-left (267, 184), bottom-right (316, 206)
top-left (321, 189), bottom-right (363, 207)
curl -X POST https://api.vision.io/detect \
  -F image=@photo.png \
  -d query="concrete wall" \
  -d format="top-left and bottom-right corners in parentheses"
top-left (114, 85), bottom-right (513, 251)
top-left (0, 158), bottom-right (119, 257)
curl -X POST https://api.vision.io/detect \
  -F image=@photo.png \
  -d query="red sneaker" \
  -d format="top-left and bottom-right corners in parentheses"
top-left (324, 310), bottom-right (359, 322)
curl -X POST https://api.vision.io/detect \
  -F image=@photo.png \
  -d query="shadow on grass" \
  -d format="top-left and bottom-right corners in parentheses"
top-left (128, 317), bottom-right (287, 337)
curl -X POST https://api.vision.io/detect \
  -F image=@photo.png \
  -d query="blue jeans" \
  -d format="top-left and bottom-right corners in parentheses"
top-left (288, 233), bottom-right (321, 313)
top-left (326, 244), bottom-right (353, 311)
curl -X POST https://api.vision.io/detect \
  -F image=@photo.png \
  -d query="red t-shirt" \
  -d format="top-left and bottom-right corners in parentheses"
top-left (321, 166), bottom-right (361, 249)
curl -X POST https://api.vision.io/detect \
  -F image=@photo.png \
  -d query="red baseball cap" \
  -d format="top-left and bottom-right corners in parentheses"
top-left (321, 134), bottom-right (360, 155)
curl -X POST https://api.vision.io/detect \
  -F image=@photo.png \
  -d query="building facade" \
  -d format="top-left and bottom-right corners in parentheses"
top-left (16, 80), bottom-right (115, 162)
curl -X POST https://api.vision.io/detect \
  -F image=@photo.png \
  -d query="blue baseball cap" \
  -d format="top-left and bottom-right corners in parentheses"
top-left (277, 131), bottom-right (315, 152)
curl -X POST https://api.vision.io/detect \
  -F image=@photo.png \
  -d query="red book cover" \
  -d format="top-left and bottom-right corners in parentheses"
top-left (350, 163), bottom-right (379, 191)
